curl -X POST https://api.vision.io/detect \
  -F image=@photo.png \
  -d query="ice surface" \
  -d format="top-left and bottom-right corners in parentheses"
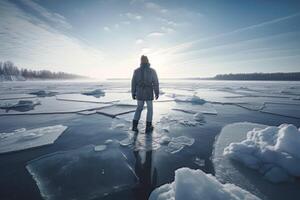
top-left (223, 123), bottom-right (300, 183)
top-left (0, 97), bottom-right (108, 115)
top-left (0, 125), bottom-right (67, 153)
top-left (56, 93), bottom-right (126, 104)
top-left (173, 102), bottom-right (217, 115)
top-left (0, 99), bottom-right (41, 112)
top-left (97, 104), bottom-right (136, 117)
top-left (194, 157), bottom-right (205, 167)
top-left (26, 145), bottom-right (138, 200)
top-left (149, 167), bottom-right (260, 200)
top-left (82, 89), bottom-right (105, 98)
top-left (261, 103), bottom-right (300, 119)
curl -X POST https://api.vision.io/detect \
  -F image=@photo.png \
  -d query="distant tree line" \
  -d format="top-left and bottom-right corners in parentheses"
top-left (212, 72), bottom-right (300, 81)
top-left (0, 61), bottom-right (86, 80)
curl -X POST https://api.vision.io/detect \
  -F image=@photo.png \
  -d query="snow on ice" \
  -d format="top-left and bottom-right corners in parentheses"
top-left (223, 123), bottom-right (300, 183)
top-left (0, 125), bottom-right (67, 153)
top-left (149, 167), bottom-right (260, 200)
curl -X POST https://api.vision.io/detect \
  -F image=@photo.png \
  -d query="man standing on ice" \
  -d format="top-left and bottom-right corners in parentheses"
top-left (131, 55), bottom-right (159, 133)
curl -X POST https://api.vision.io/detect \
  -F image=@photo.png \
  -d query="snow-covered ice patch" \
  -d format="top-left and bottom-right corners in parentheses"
top-left (223, 123), bottom-right (300, 183)
top-left (0, 125), bottom-right (67, 153)
top-left (149, 167), bottom-right (260, 200)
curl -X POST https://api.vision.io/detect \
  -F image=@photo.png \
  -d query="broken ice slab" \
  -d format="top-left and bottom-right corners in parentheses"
top-left (97, 104), bottom-right (136, 117)
top-left (77, 110), bottom-right (97, 115)
top-left (57, 92), bottom-right (129, 103)
top-left (94, 145), bottom-right (107, 152)
top-left (174, 95), bottom-right (206, 105)
top-left (173, 102), bottom-right (217, 115)
top-left (0, 99), bottom-right (41, 112)
top-left (0, 97), bottom-right (109, 115)
top-left (29, 90), bottom-right (57, 97)
top-left (165, 136), bottom-right (195, 154)
top-left (26, 145), bottom-right (138, 200)
top-left (0, 125), bottom-right (67, 154)
top-left (82, 89), bottom-right (105, 98)
top-left (0, 93), bottom-right (36, 100)
top-left (261, 103), bottom-right (300, 119)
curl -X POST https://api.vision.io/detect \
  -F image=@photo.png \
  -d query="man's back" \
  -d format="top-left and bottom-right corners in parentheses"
top-left (131, 64), bottom-right (159, 101)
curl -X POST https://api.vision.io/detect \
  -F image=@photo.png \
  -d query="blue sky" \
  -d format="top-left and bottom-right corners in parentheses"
top-left (0, 0), bottom-right (300, 79)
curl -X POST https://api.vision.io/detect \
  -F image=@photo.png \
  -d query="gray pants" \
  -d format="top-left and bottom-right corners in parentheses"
top-left (133, 100), bottom-right (153, 122)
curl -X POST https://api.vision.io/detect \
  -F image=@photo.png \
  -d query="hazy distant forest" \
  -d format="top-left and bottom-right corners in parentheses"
top-left (0, 61), bottom-right (85, 80)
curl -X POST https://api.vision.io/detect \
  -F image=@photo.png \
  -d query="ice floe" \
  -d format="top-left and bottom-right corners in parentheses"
top-left (223, 123), bottom-right (300, 183)
top-left (29, 90), bottom-right (57, 97)
top-left (26, 145), bottom-right (138, 200)
top-left (0, 99), bottom-right (41, 112)
top-left (165, 136), bottom-right (195, 154)
top-left (174, 95), bottom-right (206, 105)
top-left (0, 125), bottom-right (67, 153)
top-left (149, 167), bottom-right (260, 200)
top-left (82, 89), bottom-right (105, 98)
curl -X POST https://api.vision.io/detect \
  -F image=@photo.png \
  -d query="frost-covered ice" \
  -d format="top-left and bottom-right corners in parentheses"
top-left (223, 124), bottom-right (300, 183)
top-left (0, 125), bottom-right (67, 153)
top-left (149, 167), bottom-right (260, 200)
top-left (26, 145), bottom-right (138, 200)
top-left (82, 89), bottom-right (105, 98)
top-left (173, 102), bottom-right (217, 115)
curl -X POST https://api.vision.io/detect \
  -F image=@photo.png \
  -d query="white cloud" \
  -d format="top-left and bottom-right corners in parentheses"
top-left (0, 0), bottom-right (105, 78)
top-left (145, 2), bottom-right (167, 14)
top-left (147, 32), bottom-right (165, 37)
top-left (161, 26), bottom-right (175, 33)
top-left (125, 12), bottom-right (142, 20)
top-left (135, 39), bottom-right (144, 44)
top-left (19, 0), bottom-right (72, 29)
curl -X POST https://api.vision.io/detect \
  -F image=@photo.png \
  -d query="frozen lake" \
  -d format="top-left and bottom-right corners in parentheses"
top-left (0, 80), bottom-right (300, 200)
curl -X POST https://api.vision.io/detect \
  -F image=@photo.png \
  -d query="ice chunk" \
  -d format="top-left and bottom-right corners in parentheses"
top-left (82, 89), bottom-right (105, 98)
top-left (149, 167), bottom-right (260, 200)
top-left (166, 142), bottom-right (185, 154)
top-left (29, 90), bottom-right (57, 97)
top-left (94, 145), bottom-right (106, 152)
top-left (159, 136), bottom-right (171, 145)
top-left (0, 99), bottom-right (41, 112)
top-left (194, 157), bottom-right (205, 167)
top-left (193, 112), bottom-right (205, 121)
top-left (26, 145), bottom-right (138, 200)
top-left (223, 123), bottom-right (300, 182)
top-left (174, 95), bottom-right (206, 105)
top-left (173, 102), bottom-right (217, 115)
top-left (0, 125), bottom-right (67, 154)
top-left (165, 136), bottom-right (195, 154)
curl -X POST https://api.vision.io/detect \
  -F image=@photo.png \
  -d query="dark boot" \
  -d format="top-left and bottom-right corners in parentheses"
top-left (132, 120), bottom-right (139, 131)
top-left (145, 121), bottom-right (153, 133)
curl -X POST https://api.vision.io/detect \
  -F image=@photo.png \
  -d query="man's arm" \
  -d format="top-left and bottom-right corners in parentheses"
top-left (131, 70), bottom-right (137, 99)
top-left (152, 69), bottom-right (159, 99)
